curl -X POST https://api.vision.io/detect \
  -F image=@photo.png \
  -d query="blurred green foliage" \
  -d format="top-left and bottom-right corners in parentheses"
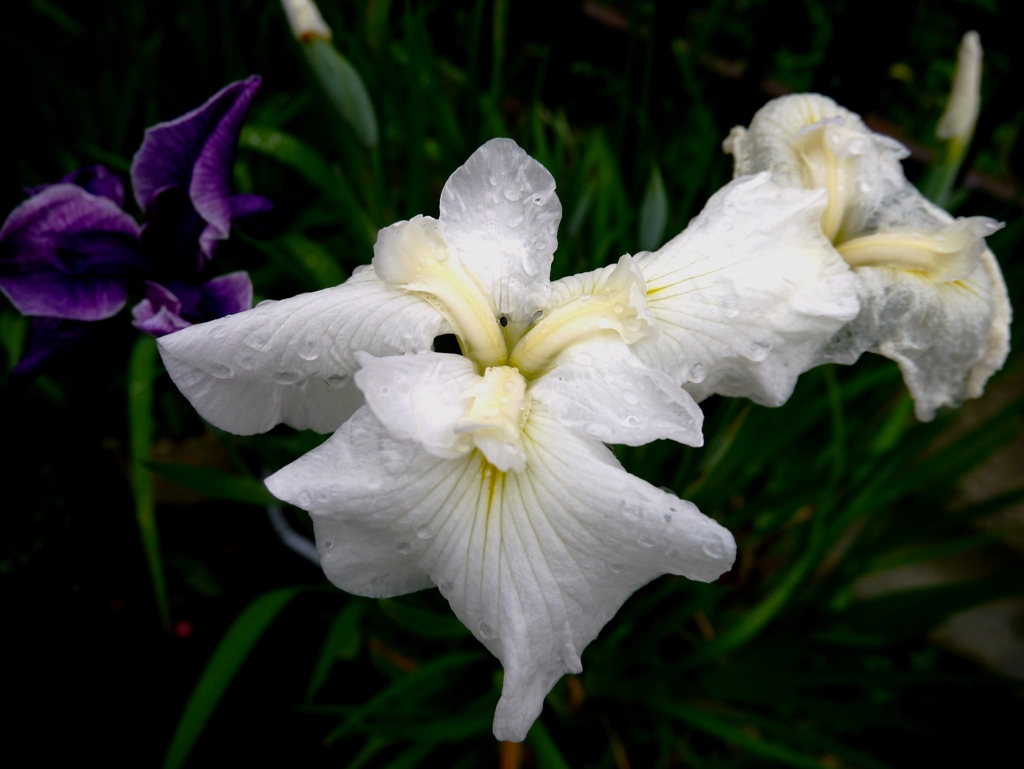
top-left (3, 1), bottom-right (1024, 767)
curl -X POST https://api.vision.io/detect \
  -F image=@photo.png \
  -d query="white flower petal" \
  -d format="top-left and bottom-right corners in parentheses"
top-left (354, 351), bottom-right (478, 458)
top-left (824, 252), bottom-right (1008, 421)
top-left (266, 403), bottom-right (734, 742)
top-left (530, 339), bottom-right (704, 447)
top-left (157, 267), bottom-right (450, 434)
top-left (439, 138), bottom-right (562, 324)
top-left (625, 174), bottom-right (858, 406)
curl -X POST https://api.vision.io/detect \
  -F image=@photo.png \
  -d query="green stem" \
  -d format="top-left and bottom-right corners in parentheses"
top-left (128, 334), bottom-right (170, 631)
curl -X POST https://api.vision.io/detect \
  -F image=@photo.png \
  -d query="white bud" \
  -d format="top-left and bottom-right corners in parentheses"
top-left (936, 31), bottom-right (982, 144)
top-left (280, 0), bottom-right (332, 43)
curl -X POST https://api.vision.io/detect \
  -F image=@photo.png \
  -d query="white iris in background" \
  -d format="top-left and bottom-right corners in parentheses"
top-left (159, 139), bottom-right (738, 741)
top-left (725, 93), bottom-right (1011, 420)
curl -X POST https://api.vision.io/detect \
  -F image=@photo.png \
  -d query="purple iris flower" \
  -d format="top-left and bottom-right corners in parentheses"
top-left (0, 77), bottom-right (271, 376)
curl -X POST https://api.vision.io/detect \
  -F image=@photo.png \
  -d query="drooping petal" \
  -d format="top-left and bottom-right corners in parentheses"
top-left (592, 174), bottom-right (858, 406)
top-left (265, 402), bottom-right (735, 742)
top-left (824, 247), bottom-right (1010, 421)
top-left (529, 338), bottom-right (704, 447)
top-left (0, 184), bottom-right (144, 321)
top-left (27, 165), bottom-right (126, 208)
top-left (439, 138), bottom-right (562, 326)
top-left (157, 266), bottom-right (450, 434)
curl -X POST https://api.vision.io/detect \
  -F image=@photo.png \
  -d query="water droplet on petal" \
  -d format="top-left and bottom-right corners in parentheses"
top-left (208, 363), bottom-right (233, 379)
top-left (608, 563), bottom-right (626, 574)
top-left (638, 536), bottom-right (655, 548)
top-left (626, 416), bottom-right (640, 427)
top-left (323, 540), bottom-right (333, 549)
top-left (597, 316), bottom-right (612, 329)
top-left (396, 541), bottom-right (411, 555)
top-left (747, 340), bottom-right (770, 362)
top-left (297, 491), bottom-right (312, 507)
top-left (478, 622), bottom-right (495, 638)
top-left (325, 374), bottom-right (350, 388)
top-left (663, 513), bottom-right (673, 523)
top-left (380, 386), bottom-right (391, 395)
top-left (272, 369), bottom-right (304, 385)
top-left (416, 525), bottom-right (433, 539)
top-left (210, 323), bottom-right (229, 340)
top-left (702, 536), bottom-right (728, 559)
top-left (298, 336), bottom-right (321, 361)
top-left (689, 362), bottom-right (707, 383)
top-left (256, 299), bottom-right (277, 308)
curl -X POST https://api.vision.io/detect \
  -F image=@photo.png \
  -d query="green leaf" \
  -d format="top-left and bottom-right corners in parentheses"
top-left (128, 335), bottom-right (170, 630)
top-left (145, 461), bottom-right (276, 507)
top-left (306, 600), bottom-right (368, 701)
top-left (378, 598), bottom-right (471, 639)
top-left (163, 587), bottom-right (302, 769)
top-left (526, 719), bottom-right (571, 769)
top-left (665, 703), bottom-right (836, 769)
top-left (303, 38), bottom-right (379, 147)
top-left (638, 165), bottom-right (668, 252)
top-left (278, 232), bottom-right (347, 289)
top-left (324, 651), bottom-right (486, 743)
top-left (0, 309), bottom-right (28, 373)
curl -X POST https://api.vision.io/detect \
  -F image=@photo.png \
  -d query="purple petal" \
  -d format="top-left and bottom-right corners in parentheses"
top-left (27, 165), bottom-right (126, 208)
top-left (132, 296), bottom-right (193, 337)
top-left (229, 193), bottom-right (275, 220)
top-left (193, 270), bottom-right (253, 320)
top-left (11, 317), bottom-right (94, 379)
top-left (0, 184), bottom-right (145, 320)
top-left (131, 77), bottom-right (262, 260)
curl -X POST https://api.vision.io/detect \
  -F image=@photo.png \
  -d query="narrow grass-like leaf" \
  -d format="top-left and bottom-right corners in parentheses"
top-left (665, 702), bottom-right (835, 769)
top-left (306, 600), bottom-right (368, 701)
top-left (163, 587), bottom-right (302, 769)
top-left (526, 719), bottom-right (571, 769)
top-left (128, 334), bottom-right (170, 630)
top-left (145, 461), bottom-right (276, 506)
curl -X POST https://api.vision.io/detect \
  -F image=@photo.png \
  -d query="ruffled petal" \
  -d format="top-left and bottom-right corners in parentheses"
top-left (530, 338), bottom-right (704, 447)
top-left (265, 403), bottom-right (734, 742)
top-left (607, 174), bottom-right (857, 406)
top-left (28, 165), bottom-right (126, 208)
top-left (157, 267), bottom-right (450, 434)
top-left (439, 138), bottom-right (562, 324)
top-left (824, 250), bottom-right (1009, 421)
top-left (0, 184), bottom-right (144, 321)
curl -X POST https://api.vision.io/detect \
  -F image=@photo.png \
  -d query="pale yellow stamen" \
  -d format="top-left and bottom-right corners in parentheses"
top-left (372, 216), bottom-right (507, 370)
top-left (792, 122), bottom-right (859, 242)
top-left (457, 366), bottom-right (529, 472)
top-left (509, 255), bottom-right (653, 378)
top-left (836, 218), bottom-right (997, 282)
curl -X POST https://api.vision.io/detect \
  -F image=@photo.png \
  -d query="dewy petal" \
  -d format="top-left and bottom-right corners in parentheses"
top-left (439, 138), bottom-right (562, 328)
top-left (265, 402), bottom-right (735, 742)
top-left (157, 266), bottom-right (450, 434)
top-left (355, 351), bottom-right (530, 472)
top-left (509, 255), bottom-right (656, 378)
top-left (530, 338), bottom-right (704, 447)
top-left (824, 211), bottom-right (1011, 422)
top-left (354, 351), bottom-right (480, 459)
top-left (723, 93), bottom-right (911, 242)
top-left (614, 174), bottom-right (858, 406)
top-left (0, 184), bottom-right (144, 321)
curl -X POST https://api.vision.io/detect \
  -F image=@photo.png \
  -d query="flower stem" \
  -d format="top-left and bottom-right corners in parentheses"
top-left (128, 334), bottom-right (170, 631)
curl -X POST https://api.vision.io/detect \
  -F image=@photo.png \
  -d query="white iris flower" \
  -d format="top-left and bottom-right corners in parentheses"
top-left (725, 93), bottom-right (1011, 420)
top-left (159, 139), bottom-right (737, 741)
